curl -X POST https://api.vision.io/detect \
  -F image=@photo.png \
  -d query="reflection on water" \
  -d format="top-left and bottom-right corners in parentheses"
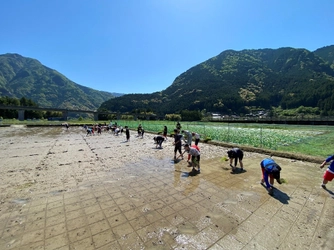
top-left (12, 198), bottom-right (29, 204)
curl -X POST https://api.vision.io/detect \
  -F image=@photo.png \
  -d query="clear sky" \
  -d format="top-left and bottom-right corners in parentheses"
top-left (1, 0), bottom-right (333, 94)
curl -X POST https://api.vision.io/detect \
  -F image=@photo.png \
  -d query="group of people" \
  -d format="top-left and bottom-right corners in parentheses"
top-left (172, 127), bottom-right (201, 175)
top-left (84, 123), bottom-right (128, 138)
top-left (152, 124), bottom-right (202, 175)
top-left (224, 146), bottom-right (334, 196)
top-left (173, 130), bottom-right (334, 196)
top-left (88, 121), bottom-right (334, 195)
top-left (225, 147), bottom-right (282, 195)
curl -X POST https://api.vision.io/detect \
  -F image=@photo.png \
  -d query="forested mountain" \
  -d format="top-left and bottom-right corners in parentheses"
top-left (314, 45), bottom-right (334, 67)
top-left (100, 46), bottom-right (334, 116)
top-left (0, 53), bottom-right (116, 110)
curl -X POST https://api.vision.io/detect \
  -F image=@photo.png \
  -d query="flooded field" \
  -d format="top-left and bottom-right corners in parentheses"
top-left (0, 126), bottom-right (333, 249)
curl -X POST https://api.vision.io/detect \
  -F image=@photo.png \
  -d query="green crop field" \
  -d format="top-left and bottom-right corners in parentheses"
top-left (119, 120), bottom-right (334, 158)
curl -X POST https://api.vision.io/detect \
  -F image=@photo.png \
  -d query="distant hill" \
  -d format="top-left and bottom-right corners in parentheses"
top-left (110, 92), bottom-right (124, 97)
top-left (0, 53), bottom-right (115, 110)
top-left (314, 45), bottom-right (334, 67)
top-left (100, 46), bottom-right (334, 116)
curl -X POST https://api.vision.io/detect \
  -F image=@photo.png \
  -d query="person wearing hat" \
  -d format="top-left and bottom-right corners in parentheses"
top-left (260, 158), bottom-right (282, 195)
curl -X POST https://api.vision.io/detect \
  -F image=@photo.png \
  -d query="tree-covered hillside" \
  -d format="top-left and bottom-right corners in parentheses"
top-left (0, 53), bottom-right (115, 110)
top-left (314, 45), bottom-right (334, 67)
top-left (100, 46), bottom-right (334, 116)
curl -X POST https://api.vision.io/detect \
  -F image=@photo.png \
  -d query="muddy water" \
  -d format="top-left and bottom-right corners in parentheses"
top-left (0, 126), bottom-right (333, 249)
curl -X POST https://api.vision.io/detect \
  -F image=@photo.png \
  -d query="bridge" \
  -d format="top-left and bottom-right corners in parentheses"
top-left (0, 105), bottom-right (159, 121)
top-left (0, 105), bottom-right (119, 121)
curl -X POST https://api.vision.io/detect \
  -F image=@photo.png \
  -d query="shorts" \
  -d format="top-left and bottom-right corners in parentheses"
top-left (323, 170), bottom-right (334, 181)
top-left (191, 155), bottom-right (200, 163)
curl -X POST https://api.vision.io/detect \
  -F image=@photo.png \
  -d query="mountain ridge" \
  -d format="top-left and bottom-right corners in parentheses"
top-left (1, 45), bottom-right (334, 116)
top-left (0, 53), bottom-right (118, 110)
top-left (99, 45), bottom-right (334, 116)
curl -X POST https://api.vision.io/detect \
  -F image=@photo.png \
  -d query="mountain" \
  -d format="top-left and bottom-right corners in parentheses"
top-left (0, 53), bottom-right (115, 110)
top-left (314, 45), bottom-right (334, 67)
top-left (99, 46), bottom-right (334, 116)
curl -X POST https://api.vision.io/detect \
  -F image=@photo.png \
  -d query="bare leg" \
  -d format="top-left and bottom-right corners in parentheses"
top-left (322, 179), bottom-right (328, 188)
top-left (240, 160), bottom-right (244, 169)
top-left (269, 176), bottom-right (275, 186)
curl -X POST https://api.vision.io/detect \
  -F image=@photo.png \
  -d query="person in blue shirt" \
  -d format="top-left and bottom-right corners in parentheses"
top-left (319, 155), bottom-right (334, 189)
top-left (260, 158), bottom-right (282, 195)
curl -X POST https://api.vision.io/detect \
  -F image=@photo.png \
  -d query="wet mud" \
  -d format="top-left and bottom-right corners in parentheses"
top-left (0, 126), bottom-right (333, 249)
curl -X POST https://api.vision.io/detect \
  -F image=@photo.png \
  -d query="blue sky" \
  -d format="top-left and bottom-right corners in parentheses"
top-left (1, 0), bottom-right (333, 94)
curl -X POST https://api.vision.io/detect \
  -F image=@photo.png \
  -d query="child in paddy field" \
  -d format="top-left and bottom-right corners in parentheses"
top-left (260, 158), bottom-right (282, 195)
top-left (192, 132), bottom-right (200, 146)
top-left (163, 126), bottom-right (168, 139)
top-left (181, 144), bottom-right (201, 174)
top-left (173, 129), bottom-right (183, 160)
top-left (227, 148), bottom-right (244, 172)
top-left (86, 127), bottom-right (94, 136)
top-left (154, 135), bottom-right (165, 148)
top-left (186, 145), bottom-right (200, 168)
top-left (125, 126), bottom-right (130, 142)
top-left (320, 155), bottom-right (334, 189)
top-left (181, 130), bottom-right (192, 145)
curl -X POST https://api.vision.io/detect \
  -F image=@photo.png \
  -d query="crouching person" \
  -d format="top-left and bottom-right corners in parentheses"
top-left (260, 158), bottom-right (282, 195)
top-left (227, 148), bottom-right (244, 172)
top-left (153, 135), bottom-right (165, 149)
top-left (182, 144), bottom-right (201, 174)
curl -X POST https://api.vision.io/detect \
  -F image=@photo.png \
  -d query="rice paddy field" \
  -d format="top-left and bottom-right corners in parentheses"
top-left (120, 120), bottom-right (334, 158)
top-left (1, 119), bottom-right (334, 158)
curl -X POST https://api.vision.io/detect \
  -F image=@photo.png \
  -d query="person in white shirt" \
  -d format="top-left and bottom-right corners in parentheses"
top-left (192, 132), bottom-right (200, 146)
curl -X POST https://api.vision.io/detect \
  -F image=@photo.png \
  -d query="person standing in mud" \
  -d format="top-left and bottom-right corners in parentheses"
top-left (137, 124), bottom-right (142, 137)
top-left (173, 129), bottom-right (183, 160)
top-left (176, 122), bottom-right (182, 133)
top-left (227, 148), bottom-right (244, 172)
top-left (182, 130), bottom-right (192, 145)
top-left (97, 124), bottom-right (102, 135)
top-left (192, 132), bottom-right (200, 146)
top-left (141, 127), bottom-right (145, 138)
top-left (125, 126), bottom-right (130, 142)
top-left (163, 126), bottom-right (168, 139)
